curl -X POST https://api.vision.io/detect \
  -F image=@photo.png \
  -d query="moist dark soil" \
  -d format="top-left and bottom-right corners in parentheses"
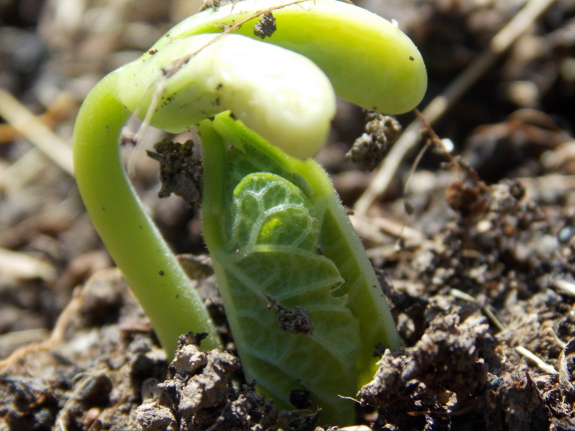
top-left (1, 0), bottom-right (575, 430)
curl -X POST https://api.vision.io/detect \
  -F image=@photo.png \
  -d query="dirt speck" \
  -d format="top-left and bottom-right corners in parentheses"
top-left (266, 296), bottom-right (314, 336)
top-left (347, 113), bottom-right (402, 171)
top-left (147, 138), bottom-right (203, 209)
top-left (253, 12), bottom-right (277, 39)
top-left (289, 389), bottom-right (312, 409)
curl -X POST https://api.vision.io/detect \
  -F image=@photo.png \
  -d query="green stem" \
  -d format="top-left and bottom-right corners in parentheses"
top-left (73, 73), bottom-right (221, 355)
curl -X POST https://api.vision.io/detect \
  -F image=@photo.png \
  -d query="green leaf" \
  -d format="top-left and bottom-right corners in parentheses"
top-left (213, 155), bottom-right (359, 423)
top-left (200, 113), bottom-right (400, 425)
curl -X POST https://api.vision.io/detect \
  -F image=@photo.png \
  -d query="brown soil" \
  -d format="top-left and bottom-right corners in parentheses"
top-left (1, 0), bottom-right (575, 430)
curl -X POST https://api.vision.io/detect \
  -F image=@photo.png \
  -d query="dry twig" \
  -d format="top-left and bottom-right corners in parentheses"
top-left (0, 88), bottom-right (74, 176)
top-left (515, 346), bottom-right (558, 375)
top-left (0, 92), bottom-right (73, 144)
top-left (0, 247), bottom-right (57, 281)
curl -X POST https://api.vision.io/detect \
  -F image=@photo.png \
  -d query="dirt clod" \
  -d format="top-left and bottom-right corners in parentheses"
top-left (253, 12), bottom-right (277, 39)
top-left (133, 332), bottom-right (281, 431)
top-left (135, 401), bottom-right (178, 431)
top-left (147, 138), bottom-right (203, 209)
top-left (289, 389), bottom-right (312, 410)
top-left (359, 312), bottom-right (497, 430)
top-left (266, 296), bottom-right (314, 336)
top-left (347, 113), bottom-right (402, 171)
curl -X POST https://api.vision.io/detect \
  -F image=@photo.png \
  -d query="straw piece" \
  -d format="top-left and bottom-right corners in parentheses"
top-left (0, 88), bottom-right (74, 176)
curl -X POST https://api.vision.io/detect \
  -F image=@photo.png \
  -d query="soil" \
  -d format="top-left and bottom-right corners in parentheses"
top-left (1, 0), bottom-right (575, 430)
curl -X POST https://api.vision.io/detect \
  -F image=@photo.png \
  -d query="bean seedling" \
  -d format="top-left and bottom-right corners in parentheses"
top-left (72, 0), bottom-right (426, 424)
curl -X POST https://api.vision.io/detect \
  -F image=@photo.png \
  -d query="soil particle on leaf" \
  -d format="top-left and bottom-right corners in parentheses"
top-left (266, 295), bottom-right (314, 336)
top-left (147, 138), bottom-right (203, 209)
top-left (289, 389), bottom-right (312, 410)
top-left (253, 12), bottom-right (277, 39)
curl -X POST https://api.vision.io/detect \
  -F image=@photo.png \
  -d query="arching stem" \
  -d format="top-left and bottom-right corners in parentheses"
top-left (73, 73), bottom-right (221, 355)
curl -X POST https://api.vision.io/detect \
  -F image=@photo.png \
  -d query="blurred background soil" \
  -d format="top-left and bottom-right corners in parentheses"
top-left (1, 0), bottom-right (575, 430)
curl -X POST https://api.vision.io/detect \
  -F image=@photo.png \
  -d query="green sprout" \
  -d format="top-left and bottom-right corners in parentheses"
top-left (72, 0), bottom-right (426, 425)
